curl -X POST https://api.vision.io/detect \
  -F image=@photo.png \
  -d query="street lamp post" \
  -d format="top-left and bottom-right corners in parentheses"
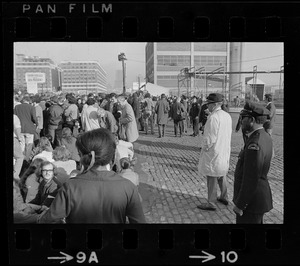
top-left (118, 52), bottom-right (127, 94)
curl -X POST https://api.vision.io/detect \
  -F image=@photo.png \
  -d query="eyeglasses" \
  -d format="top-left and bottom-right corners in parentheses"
top-left (42, 169), bottom-right (54, 173)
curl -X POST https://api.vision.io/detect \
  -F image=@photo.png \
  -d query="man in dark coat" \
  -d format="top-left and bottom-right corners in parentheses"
top-left (48, 96), bottom-right (64, 148)
top-left (14, 95), bottom-right (38, 161)
top-left (189, 96), bottom-right (201, 137)
top-left (233, 101), bottom-right (273, 224)
top-left (199, 103), bottom-right (209, 134)
top-left (155, 94), bottom-right (170, 138)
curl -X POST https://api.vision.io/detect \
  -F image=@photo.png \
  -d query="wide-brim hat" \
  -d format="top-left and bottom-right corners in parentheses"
top-left (203, 93), bottom-right (224, 104)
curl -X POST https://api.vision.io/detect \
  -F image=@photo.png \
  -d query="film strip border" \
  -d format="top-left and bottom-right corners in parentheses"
top-left (10, 225), bottom-right (291, 264)
top-left (4, 1), bottom-right (300, 265)
top-left (2, 2), bottom-right (300, 40)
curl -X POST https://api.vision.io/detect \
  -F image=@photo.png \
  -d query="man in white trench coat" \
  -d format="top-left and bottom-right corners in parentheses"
top-left (197, 93), bottom-right (232, 211)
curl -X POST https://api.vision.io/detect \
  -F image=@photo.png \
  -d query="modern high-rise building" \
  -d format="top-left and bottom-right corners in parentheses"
top-left (145, 42), bottom-right (229, 96)
top-left (59, 61), bottom-right (107, 94)
top-left (15, 54), bottom-right (62, 92)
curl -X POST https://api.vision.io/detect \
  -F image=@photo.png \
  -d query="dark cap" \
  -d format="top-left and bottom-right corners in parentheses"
top-left (204, 93), bottom-right (224, 104)
top-left (241, 101), bottom-right (270, 118)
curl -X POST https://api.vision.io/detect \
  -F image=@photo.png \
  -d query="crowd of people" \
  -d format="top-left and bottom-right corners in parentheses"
top-left (13, 89), bottom-right (276, 224)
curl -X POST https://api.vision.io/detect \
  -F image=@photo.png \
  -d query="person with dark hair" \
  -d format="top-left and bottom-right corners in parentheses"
top-left (38, 128), bottom-right (146, 223)
top-left (155, 93), bottom-right (170, 138)
top-left (81, 98), bottom-right (100, 132)
top-left (19, 158), bottom-right (44, 203)
top-left (233, 102), bottom-right (273, 223)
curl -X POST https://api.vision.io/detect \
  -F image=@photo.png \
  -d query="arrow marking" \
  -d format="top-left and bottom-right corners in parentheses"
top-left (189, 250), bottom-right (216, 263)
top-left (48, 251), bottom-right (74, 264)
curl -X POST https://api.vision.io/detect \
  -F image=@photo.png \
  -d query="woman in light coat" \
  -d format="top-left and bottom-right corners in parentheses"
top-left (117, 95), bottom-right (139, 143)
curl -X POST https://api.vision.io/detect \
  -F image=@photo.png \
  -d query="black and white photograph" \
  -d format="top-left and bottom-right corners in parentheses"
top-left (13, 42), bottom-right (283, 224)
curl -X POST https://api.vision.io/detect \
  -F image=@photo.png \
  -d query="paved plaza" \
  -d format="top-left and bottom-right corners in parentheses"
top-left (134, 110), bottom-right (284, 224)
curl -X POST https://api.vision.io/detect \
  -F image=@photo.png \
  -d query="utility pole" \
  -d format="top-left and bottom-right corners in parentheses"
top-left (118, 52), bottom-right (127, 94)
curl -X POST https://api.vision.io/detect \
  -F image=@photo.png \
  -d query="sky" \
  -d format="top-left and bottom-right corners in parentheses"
top-left (14, 42), bottom-right (283, 90)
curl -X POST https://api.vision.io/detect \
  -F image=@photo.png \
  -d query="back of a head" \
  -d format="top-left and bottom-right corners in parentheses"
top-left (38, 137), bottom-right (52, 151)
top-left (53, 146), bottom-right (71, 162)
top-left (86, 98), bottom-right (96, 106)
top-left (76, 128), bottom-right (116, 170)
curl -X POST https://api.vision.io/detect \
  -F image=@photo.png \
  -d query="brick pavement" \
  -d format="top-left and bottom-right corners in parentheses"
top-left (134, 112), bottom-right (283, 224)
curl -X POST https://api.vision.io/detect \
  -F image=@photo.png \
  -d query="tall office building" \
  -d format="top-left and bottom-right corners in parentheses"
top-left (145, 42), bottom-right (229, 96)
top-left (59, 61), bottom-right (107, 94)
top-left (15, 54), bottom-right (62, 92)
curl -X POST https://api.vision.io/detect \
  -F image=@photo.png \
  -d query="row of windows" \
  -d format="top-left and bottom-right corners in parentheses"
top-left (157, 55), bottom-right (191, 66)
top-left (157, 55), bottom-right (226, 66)
top-left (194, 56), bottom-right (226, 66)
top-left (157, 75), bottom-right (178, 80)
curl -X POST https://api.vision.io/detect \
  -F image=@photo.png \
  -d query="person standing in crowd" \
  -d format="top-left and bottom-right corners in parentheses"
top-left (117, 94), bottom-right (139, 143)
top-left (142, 93), bottom-right (155, 135)
top-left (189, 96), bottom-right (201, 137)
top-left (14, 95), bottom-right (38, 162)
top-left (32, 95), bottom-right (43, 142)
top-left (235, 110), bottom-right (248, 145)
top-left (197, 93), bottom-right (232, 211)
top-left (63, 95), bottom-right (79, 133)
top-left (42, 100), bottom-right (51, 137)
top-left (233, 101), bottom-right (273, 224)
top-left (198, 102), bottom-right (209, 134)
top-left (97, 107), bottom-right (118, 134)
top-left (181, 95), bottom-right (189, 133)
top-left (81, 98), bottom-right (100, 132)
top-left (14, 114), bottom-right (24, 181)
top-left (129, 92), bottom-right (142, 131)
top-left (38, 128), bottom-right (146, 223)
top-left (155, 93), bottom-right (170, 138)
top-left (48, 96), bottom-right (64, 148)
top-left (170, 96), bottom-right (185, 137)
top-left (263, 93), bottom-right (276, 136)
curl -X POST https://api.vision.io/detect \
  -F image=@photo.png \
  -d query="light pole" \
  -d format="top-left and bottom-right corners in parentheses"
top-left (118, 52), bottom-right (127, 94)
